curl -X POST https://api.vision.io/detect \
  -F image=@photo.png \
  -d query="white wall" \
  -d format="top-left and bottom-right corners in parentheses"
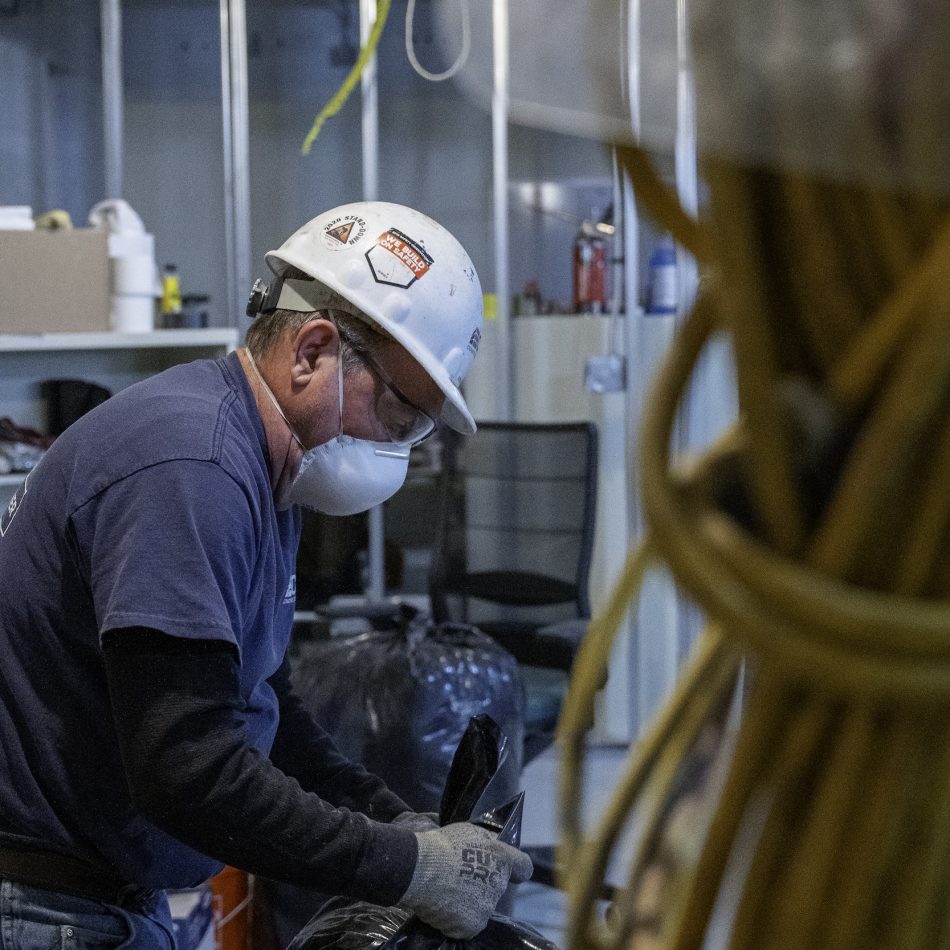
top-left (1, 0), bottom-right (615, 330)
top-left (122, 0), bottom-right (612, 327)
top-left (0, 1), bottom-right (104, 228)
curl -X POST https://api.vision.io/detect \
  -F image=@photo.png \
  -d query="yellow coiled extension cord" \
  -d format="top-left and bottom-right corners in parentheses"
top-left (556, 142), bottom-right (950, 950)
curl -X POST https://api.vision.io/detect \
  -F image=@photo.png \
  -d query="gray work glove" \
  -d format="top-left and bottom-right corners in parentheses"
top-left (391, 810), bottom-right (440, 833)
top-left (399, 822), bottom-right (534, 939)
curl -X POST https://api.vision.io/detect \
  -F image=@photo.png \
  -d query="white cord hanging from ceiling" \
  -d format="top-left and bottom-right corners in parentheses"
top-left (406, 0), bottom-right (471, 82)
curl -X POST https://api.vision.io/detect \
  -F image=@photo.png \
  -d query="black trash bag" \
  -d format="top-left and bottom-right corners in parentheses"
top-left (290, 622), bottom-right (525, 814)
top-left (288, 716), bottom-right (557, 950)
top-left (289, 902), bottom-right (557, 950)
top-left (265, 629), bottom-right (526, 947)
top-left (439, 714), bottom-right (508, 826)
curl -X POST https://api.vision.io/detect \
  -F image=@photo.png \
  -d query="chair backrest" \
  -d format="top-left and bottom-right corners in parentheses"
top-left (429, 421), bottom-right (598, 631)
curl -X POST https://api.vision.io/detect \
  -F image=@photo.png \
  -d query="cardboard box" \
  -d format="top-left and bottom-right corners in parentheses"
top-left (0, 229), bottom-right (111, 334)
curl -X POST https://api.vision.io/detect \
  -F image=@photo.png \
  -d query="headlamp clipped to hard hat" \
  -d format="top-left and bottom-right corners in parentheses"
top-left (247, 200), bottom-right (484, 435)
top-left (245, 277), bottom-right (276, 317)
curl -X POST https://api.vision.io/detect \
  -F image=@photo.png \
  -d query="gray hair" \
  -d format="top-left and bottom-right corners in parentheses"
top-left (244, 307), bottom-right (388, 376)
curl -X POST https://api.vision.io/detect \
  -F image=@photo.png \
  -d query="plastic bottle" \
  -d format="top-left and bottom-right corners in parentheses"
top-left (646, 238), bottom-right (677, 314)
top-left (160, 264), bottom-right (183, 328)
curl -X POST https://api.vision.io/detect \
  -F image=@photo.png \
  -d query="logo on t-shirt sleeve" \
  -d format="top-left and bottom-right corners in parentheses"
top-left (0, 471), bottom-right (30, 539)
top-left (282, 574), bottom-right (297, 606)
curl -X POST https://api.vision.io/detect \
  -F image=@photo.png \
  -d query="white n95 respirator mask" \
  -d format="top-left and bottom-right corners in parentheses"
top-left (286, 435), bottom-right (409, 516)
top-left (246, 348), bottom-right (409, 516)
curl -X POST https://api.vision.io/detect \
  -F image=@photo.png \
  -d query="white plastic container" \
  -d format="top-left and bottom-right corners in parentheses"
top-left (89, 200), bottom-right (159, 332)
top-left (0, 207), bottom-right (35, 231)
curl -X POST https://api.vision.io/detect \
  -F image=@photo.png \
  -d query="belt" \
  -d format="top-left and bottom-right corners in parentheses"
top-left (0, 845), bottom-right (154, 907)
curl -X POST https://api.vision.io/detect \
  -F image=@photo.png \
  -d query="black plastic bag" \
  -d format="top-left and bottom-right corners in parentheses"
top-left (288, 715), bottom-right (557, 950)
top-left (290, 902), bottom-right (557, 950)
top-left (266, 629), bottom-right (526, 947)
top-left (290, 623), bottom-right (525, 813)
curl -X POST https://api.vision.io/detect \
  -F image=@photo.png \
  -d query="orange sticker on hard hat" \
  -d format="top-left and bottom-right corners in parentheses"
top-left (365, 229), bottom-right (434, 288)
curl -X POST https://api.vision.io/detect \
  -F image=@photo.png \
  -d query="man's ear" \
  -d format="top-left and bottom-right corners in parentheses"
top-left (290, 318), bottom-right (339, 388)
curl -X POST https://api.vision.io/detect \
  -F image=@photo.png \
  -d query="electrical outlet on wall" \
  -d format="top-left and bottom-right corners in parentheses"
top-left (585, 354), bottom-right (626, 393)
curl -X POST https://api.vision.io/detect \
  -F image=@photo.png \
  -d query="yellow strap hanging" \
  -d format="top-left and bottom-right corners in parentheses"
top-left (301, 0), bottom-right (392, 156)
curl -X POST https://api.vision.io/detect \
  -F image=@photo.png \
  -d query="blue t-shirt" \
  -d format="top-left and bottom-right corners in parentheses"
top-left (0, 351), bottom-right (301, 888)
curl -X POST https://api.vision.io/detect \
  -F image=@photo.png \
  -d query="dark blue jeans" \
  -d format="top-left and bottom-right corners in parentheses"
top-left (0, 880), bottom-right (176, 949)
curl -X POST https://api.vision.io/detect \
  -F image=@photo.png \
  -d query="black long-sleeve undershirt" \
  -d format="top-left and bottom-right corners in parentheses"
top-left (101, 628), bottom-right (416, 905)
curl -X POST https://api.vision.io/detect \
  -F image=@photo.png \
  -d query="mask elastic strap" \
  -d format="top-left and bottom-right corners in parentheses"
top-left (337, 353), bottom-right (345, 435)
top-left (244, 348), bottom-right (306, 450)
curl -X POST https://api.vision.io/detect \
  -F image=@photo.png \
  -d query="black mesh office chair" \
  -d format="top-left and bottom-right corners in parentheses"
top-left (429, 421), bottom-right (599, 763)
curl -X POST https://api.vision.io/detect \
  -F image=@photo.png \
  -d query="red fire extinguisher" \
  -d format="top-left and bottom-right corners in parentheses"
top-left (572, 223), bottom-right (608, 314)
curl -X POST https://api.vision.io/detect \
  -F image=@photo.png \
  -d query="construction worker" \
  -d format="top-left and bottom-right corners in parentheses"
top-left (0, 202), bottom-right (530, 949)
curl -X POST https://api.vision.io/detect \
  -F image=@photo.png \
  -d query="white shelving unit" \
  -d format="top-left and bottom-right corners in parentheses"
top-left (0, 328), bottom-right (239, 353)
top-left (0, 327), bottom-right (241, 502)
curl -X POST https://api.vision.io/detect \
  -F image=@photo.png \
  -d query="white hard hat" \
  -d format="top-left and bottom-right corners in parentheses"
top-left (254, 201), bottom-right (484, 435)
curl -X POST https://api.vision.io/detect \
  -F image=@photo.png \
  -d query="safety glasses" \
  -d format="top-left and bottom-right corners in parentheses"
top-left (351, 347), bottom-right (437, 447)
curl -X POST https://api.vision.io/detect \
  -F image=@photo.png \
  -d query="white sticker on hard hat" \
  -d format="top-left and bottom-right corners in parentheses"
top-left (365, 228), bottom-right (434, 288)
top-left (322, 214), bottom-right (368, 250)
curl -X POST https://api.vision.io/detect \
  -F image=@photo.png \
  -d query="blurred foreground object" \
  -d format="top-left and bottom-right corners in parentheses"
top-left (435, 0), bottom-right (950, 196)
top-left (557, 2), bottom-right (950, 949)
top-left (433, 0), bottom-right (674, 148)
